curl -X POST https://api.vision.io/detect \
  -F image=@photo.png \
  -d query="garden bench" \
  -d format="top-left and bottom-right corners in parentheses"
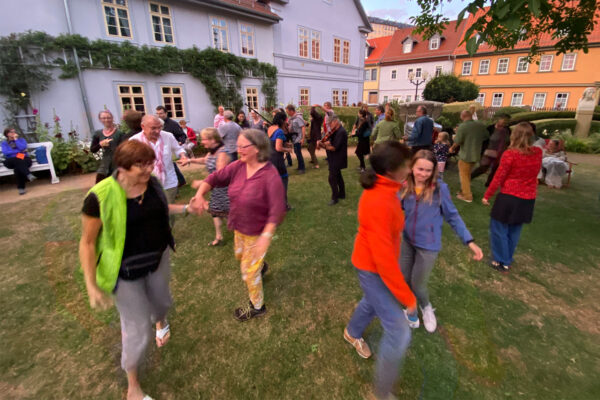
top-left (0, 141), bottom-right (60, 184)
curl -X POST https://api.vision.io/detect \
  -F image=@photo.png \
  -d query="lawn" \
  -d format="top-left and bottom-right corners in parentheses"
top-left (1, 154), bottom-right (599, 399)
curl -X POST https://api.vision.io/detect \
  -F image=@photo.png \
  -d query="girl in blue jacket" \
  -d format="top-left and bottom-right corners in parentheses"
top-left (400, 150), bottom-right (483, 333)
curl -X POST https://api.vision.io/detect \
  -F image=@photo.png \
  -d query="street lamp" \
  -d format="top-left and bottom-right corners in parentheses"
top-left (408, 70), bottom-right (430, 102)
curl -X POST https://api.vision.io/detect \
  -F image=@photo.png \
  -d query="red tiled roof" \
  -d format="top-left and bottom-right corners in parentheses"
top-left (454, 7), bottom-right (600, 55)
top-left (380, 20), bottom-right (466, 65)
top-left (365, 35), bottom-right (393, 66)
top-left (212, 0), bottom-right (281, 20)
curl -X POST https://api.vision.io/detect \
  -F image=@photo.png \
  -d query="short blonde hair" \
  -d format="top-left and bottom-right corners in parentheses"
top-left (200, 127), bottom-right (223, 144)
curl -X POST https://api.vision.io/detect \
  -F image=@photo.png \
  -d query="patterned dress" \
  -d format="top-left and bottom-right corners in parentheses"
top-left (207, 147), bottom-right (230, 217)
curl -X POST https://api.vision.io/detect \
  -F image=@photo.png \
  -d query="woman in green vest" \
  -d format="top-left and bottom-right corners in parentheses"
top-left (79, 140), bottom-right (191, 400)
top-left (371, 108), bottom-right (400, 146)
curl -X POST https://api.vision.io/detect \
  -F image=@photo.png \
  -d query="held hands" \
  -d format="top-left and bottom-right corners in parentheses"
top-left (468, 242), bottom-right (484, 261)
top-left (177, 155), bottom-right (190, 167)
top-left (188, 195), bottom-right (209, 216)
top-left (86, 284), bottom-right (112, 310)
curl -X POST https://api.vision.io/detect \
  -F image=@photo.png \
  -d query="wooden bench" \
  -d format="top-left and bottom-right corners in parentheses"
top-left (0, 141), bottom-right (60, 184)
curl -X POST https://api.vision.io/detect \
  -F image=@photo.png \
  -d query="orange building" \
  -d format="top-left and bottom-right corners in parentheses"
top-left (363, 35), bottom-right (393, 104)
top-left (453, 14), bottom-right (600, 109)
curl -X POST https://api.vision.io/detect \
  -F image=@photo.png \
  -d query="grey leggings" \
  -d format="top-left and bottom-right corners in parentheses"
top-left (400, 240), bottom-right (439, 307)
top-left (114, 249), bottom-right (172, 371)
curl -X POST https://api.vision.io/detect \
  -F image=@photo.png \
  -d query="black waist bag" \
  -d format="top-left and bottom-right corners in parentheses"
top-left (119, 250), bottom-right (163, 280)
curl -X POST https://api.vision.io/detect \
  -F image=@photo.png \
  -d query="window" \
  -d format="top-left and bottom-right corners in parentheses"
top-left (461, 61), bottom-right (472, 76)
top-left (368, 91), bottom-right (378, 104)
top-left (102, 0), bottom-right (132, 38)
top-left (435, 66), bottom-right (442, 76)
top-left (416, 68), bottom-right (422, 78)
top-left (407, 68), bottom-right (413, 78)
top-left (149, 2), bottom-right (174, 43)
top-left (298, 27), bottom-right (309, 58)
top-left (554, 93), bottom-right (569, 109)
top-left (118, 84), bottom-right (146, 113)
top-left (492, 93), bottom-right (504, 107)
top-left (406, 95), bottom-right (412, 102)
top-left (240, 24), bottom-right (255, 56)
top-left (476, 93), bottom-right (485, 105)
top-left (364, 69), bottom-right (370, 80)
top-left (516, 57), bottom-right (529, 73)
top-left (342, 40), bottom-right (350, 64)
top-left (341, 90), bottom-right (348, 106)
top-left (532, 93), bottom-right (546, 109)
top-left (511, 92), bottom-right (524, 106)
top-left (538, 55), bottom-right (553, 72)
top-left (332, 89), bottom-right (340, 107)
top-left (245, 87), bottom-right (258, 109)
top-left (311, 30), bottom-right (321, 60)
top-left (299, 88), bottom-right (310, 106)
top-left (561, 53), bottom-right (576, 71)
top-left (371, 69), bottom-right (377, 80)
top-left (478, 59), bottom-right (490, 74)
top-left (333, 38), bottom-right (341, 63)
top-left (391, 70), bottom-right (397, 80)
top-left (382, 95), bottom-right (388, 103)
top-left (211, 17), bottom-right (229, 52)
top-left (429, 37), bottom-right (440, 50)
top-left (160, 86), bottom-right (185, 118)
top-left (403, 40), bottom-right (412, 53)
top-left (497, 58), bottom-right (509, 73)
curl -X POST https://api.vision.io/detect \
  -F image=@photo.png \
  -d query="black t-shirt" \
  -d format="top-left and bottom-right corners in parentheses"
top-left (82, 184), bottom-right (171, 259)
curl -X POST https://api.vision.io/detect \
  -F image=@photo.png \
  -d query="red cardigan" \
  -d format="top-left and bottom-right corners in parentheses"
top-left (484, 147), bottom-right (543, 201)
top-left (352, 175), bottom-right (417, 309)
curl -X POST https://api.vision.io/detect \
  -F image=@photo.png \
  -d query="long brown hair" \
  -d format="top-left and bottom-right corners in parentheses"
top-left (509, 122), bottom-right (535, 153)
top-left (401, 150), bottom-right (438, 204)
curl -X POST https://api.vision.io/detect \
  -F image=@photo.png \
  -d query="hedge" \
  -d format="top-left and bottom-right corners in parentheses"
top-left (532, 119), bottom-right (600, 137)
top-left (511, 111), bottom-right (600, 124)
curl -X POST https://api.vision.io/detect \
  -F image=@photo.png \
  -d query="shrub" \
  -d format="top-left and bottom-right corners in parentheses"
top-left (423, 74), bottom-right (480, 103)
top-left (495, 106), bottom-right (530, 116)
top-left (551, 131), bottom-right (600, 154)
top-left (511, 111), bottom-right (600, 124)
top-left (532, 119), bottom-right (577, 137)
top-left (441, 101), bottom-right (480, 113)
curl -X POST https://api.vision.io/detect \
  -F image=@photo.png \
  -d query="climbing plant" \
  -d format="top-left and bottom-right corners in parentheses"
top-left (0, 31), bottom-right (278, 123)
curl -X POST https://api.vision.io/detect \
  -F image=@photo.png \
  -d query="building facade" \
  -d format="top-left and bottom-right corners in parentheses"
top-left (367, 16), bottom-right (411, 39)
top-left (363, 35), bottom-right (392, 104)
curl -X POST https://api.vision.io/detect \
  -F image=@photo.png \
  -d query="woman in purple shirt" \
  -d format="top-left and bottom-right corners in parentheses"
top-left (191, 129), bottom-right (286, 321)
top-left (1, 128), bottom-right (35, 195)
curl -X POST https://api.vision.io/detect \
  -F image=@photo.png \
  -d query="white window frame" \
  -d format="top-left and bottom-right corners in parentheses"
top-left (476, 93), bottom-right (485, 105)
top-left (407, 68), bottom-right (413, 78)
top-left (333, 37), bottom-right (341, 63)
top-left (298, 26), bottom-right (309, 58)
top-left (117, 84), bottom-right (146, 114)
top-left (102, 0), bottom-right (132, 39)
top-left (332, 89), bottom-right (340, 107)
top-left (478, 59), bottom-right (490, 75)
top-left (371, 69), bottom-right (377, 81)
top-left (510, 92), bottom-right (524, 106)
top-left (210, 16), bottom-right (229, 52)
top-left (516, 57), bottom-right (529, 73)
top-left (239, 23), bottom-right (255, 57)
top-left (403, 40), bottom-right (412, 53)
top-left (406, 95), bottom-right (412, 102)
top-left (245, 86), bottom-right (259, 110)
top-left (382, 95), bottom-right (388, 103)
top-left (532, 93), bottom-right (546, 109)
top-left (342, 39), bottom-right (350, 65)
top-left (492, 92), bottom-right (504, 107)
top-left (435, 66), bottom-right (442, 76)
top-left (149, 2), bottom-right (174, 44)
top-left (429, 36), bottom-right (440, 50)
top-left (561, 53), bottom-right (577, 71)
top-left (160, 85), bottom-right (186, 119)
top-left (415, 68), bottom-right (422, 78)
top-left (341, 89), bottom-right (348, 106)
top-left (391, 70), bottom-right (397, 80)
top-left (461, 61), bottom-right (472, 76)
top-left (299, 87), bottom-right (310, 106)
top-left (497, 58), bottom-right (509, 74)
top-left (364, 69), bottom-right (370, 81)
top-left (538, 55), bottom-right (553, 72)
top-left (311, 30), bottom-right (321, 60)
top-left (554, 93), bottom-right (569, 109)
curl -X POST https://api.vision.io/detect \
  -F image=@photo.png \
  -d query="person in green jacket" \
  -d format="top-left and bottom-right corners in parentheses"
top-left (450, 110), bottom-right (490, 203)
top-left (371, 108), bottom-right (400, 146)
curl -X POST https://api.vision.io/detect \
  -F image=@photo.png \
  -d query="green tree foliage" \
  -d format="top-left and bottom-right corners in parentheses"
top-left (423, 74), bottom-right (479, 103)
top-left (411, 0), bottom-right (600, 58)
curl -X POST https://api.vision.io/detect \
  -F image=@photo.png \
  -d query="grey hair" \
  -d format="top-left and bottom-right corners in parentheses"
top-left (241, 129), bottom-right (270, 162)
top-left (417, 105), bottom-right (428, 115)
top-left (223, 110), bottom-right (234, 121)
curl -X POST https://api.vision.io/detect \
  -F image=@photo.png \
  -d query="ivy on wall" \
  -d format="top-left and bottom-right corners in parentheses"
top-left (0, 31), bottom-right (278, 123)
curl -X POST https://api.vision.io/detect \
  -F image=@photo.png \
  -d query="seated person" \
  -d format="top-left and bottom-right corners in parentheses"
top-left (541, 139), bottom-right (569, 189)
top-left (1, 127), bottom-right (36, 195)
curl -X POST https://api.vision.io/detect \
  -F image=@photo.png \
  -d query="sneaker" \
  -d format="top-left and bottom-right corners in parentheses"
top-left (234, 301), bottom-right (267, 322)
top-left (403, 309), bottom-right (420, 328)
top-left (27, 174), bottom-right (37, 182)
top-left (456, 193), bottom-right (473, 203)
top-left (18, 188), bottom-right (26, 195)
top-left (343, 328), bottom-right (372, 359)
top-left (489, 260), bottom-right (510, 273)
top-left (421, 304), bottom-right (437, 333)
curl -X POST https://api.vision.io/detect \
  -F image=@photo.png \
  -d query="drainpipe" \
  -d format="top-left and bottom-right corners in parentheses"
top-left (63, 0), bottom-right (95, 138)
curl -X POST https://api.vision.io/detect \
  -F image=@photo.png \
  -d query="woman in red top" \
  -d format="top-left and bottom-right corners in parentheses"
top-left (482, 122), bottom-right (542, 272)
top-left (344, 141), bottom-right (416, 400)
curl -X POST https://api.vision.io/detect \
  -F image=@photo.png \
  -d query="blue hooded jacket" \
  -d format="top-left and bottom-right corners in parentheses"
top-left (400, 180), bottom-right (473, 252)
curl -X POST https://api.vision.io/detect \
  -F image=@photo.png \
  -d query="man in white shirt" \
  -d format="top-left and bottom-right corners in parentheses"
top-left (130, 115), bottom-right (189, 203)
top-left (213, 105), bottom-right (226, 129)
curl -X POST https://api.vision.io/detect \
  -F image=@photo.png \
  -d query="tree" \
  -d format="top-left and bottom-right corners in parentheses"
top-left (411, 0), bottom-right (600, 58)
top-left (422, 74), bottom-right (480, 103)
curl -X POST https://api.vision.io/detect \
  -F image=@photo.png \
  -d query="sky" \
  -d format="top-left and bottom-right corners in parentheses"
top-left (360, 0), bottom-right (467, 24)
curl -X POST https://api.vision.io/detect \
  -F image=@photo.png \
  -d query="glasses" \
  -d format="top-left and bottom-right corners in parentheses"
top-left (237, 144), bottom-right (254, 150)
top-left (133, 161), bottom-right (154, 169)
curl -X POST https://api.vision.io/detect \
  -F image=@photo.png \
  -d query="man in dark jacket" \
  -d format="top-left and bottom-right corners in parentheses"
top-left (323, 116), bottom-right (348, 205)
top-left (156, 105), bottom-right (187, 187)
top-left (407, 105), bottom-right (434, 153)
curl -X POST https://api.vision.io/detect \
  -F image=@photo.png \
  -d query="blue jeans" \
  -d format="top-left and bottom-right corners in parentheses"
top-left (490, 218), bottom-right (523, 266)
top-left (347, 269), bottom-right (412, 398)
top-left (293, 142), bottom-right (305, 171)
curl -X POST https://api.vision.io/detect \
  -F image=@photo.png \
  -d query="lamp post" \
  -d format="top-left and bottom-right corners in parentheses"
top-left (408, 71), bottom-right (430, 102)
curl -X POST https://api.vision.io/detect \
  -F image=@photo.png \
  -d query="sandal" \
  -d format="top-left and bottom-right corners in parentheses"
top-left (489, 260), bottom-right (510, 273)
top-left (208, 238), bottom-right (224, 246)
top-left (156, 323), bottom-right (170, 347)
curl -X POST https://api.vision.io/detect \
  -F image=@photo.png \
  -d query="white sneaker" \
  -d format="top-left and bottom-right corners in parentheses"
top-left (403, 309), bottom-right (420, 329)
top-left (421, 304), bottom-right (437, 333)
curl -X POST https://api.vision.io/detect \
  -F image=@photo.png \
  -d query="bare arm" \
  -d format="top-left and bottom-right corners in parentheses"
top-left (275, 138), bottom-right (290, 152)
top-left (79, 215), bottom-right (111, 309)
top-left (216, 151), bottom-right (230, 170)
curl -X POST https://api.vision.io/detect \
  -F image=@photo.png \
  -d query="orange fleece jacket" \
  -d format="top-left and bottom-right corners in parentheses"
top-left (351, 175), bottom-right (417, 309)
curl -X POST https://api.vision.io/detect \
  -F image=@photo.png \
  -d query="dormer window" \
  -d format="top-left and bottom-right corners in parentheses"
top-left (403, 40), bottom-right (412, 53)
top-left (429, 36), bottom-right (440, 50)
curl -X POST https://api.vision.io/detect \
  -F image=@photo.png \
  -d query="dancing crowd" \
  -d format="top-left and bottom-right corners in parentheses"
top-left (1, 100), bottom-right (558, 400)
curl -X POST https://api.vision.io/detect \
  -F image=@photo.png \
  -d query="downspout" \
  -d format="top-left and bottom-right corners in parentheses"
top-left (63, 0), bottom-right (95, 138)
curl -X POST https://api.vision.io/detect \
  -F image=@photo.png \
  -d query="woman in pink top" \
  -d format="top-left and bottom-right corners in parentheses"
top-left (191, 129), bottom-right (286, 321)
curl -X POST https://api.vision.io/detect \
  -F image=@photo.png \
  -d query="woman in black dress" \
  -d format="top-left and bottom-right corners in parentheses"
top-left (352, 108), bottom-right (372, 173)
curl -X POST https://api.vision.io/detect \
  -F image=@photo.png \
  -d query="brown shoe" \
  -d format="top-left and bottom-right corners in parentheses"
top-left (344, 328), bottom-right (372, 359)
top-left (456, 193), bottom-right (473, 203)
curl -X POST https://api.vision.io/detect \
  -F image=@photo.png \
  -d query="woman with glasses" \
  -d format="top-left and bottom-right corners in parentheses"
top-left (1, 127), bottom-right (35, 195)
top-left (191, 129), bottom-right (286, 321)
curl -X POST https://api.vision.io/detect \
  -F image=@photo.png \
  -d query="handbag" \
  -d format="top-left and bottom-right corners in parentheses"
top-left (119, 250), bottom-right (163, 280)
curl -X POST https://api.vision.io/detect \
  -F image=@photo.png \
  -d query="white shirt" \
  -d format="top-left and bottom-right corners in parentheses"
top-left (130, 131), bottom-right (184, 190)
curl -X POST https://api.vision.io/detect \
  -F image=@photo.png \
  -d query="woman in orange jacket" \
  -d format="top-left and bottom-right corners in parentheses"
top-left (343, 141), bottom-right (416, 400)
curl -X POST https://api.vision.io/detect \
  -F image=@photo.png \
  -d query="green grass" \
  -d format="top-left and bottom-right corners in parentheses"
top-left (1, 155), bottom-right (599, 399)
